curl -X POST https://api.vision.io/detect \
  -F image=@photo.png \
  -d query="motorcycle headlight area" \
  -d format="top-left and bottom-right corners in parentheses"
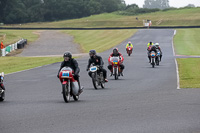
top-left (61, 72), bottom-right (70, 78)
top-left (90, 67), bottom-right (97, 72)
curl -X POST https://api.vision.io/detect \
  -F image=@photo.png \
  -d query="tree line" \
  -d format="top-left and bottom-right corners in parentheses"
top-left (0, 0), bottom-right (126, 24)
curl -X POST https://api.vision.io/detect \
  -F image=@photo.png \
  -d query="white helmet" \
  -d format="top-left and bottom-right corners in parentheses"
top-left (155, 43), bottom-right (159, 47)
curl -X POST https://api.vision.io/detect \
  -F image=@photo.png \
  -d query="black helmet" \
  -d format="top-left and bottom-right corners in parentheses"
top-left (89, 49), bottom-right (96, 55)
top-left (63, 51), bottom-right (72, 59)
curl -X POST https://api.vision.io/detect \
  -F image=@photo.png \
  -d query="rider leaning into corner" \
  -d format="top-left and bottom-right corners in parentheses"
top-left (108, 48), bottom-right (125, 76)
top-left (57, 51), bottom-right (83, 93)
top-left (86, 50), bottom-right (108, 82)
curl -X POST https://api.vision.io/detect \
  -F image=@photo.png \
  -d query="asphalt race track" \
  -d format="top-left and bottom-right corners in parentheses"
top-left (1, 29), bottom-right (200, 133)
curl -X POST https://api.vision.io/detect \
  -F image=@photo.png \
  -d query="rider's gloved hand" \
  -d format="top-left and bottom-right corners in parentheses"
top-left (86, 68), bottom-right (89, 71)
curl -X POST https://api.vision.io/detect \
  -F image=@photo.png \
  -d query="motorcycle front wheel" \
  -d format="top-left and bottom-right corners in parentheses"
top-left (62, 84), bottom-right (70, 103)
top-left (92, 73), bottom-right (98, 89)
top-left (114, 68), bottom-right (118, 80)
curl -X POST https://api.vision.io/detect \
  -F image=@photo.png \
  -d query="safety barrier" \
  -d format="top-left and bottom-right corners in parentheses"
top-left (1, 39), bottom-right (27, 56)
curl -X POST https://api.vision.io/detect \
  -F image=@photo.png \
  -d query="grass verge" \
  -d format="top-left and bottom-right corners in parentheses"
top-left (0, 30), bottom-right (39, 46)
top-left (3, 8), bottom-right (200, 28)
top-left (177, 58), bottom-right (200, 88)
top-left (174, 28), bottom-right (200, 55)
top-left (0, 57), bottom-right (63, 74)
top-left (62, 30), bottom-right (137, 53)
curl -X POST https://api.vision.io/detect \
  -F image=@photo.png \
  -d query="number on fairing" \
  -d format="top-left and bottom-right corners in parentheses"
top-left (62, 72), bottom-right (69, 77)
top-left (90, 66), bottom-right (97, 72)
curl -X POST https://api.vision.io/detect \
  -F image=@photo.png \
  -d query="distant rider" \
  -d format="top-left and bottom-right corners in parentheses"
top-left (154, 43), bottom-right (162, 61)
top-left (86, 50), bottom-right (108, 82)
top-left (108, 48), bottom-right (125, 76)
top-left (147, 41), bottom-right (154, 51)
top-left (57, 52), bottom-right (83, 93)
top-left (126, 41), bottom-right (133, 51)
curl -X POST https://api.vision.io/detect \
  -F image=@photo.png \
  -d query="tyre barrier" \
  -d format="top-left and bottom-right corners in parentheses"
top-left (1, 39), bottom-right (27, 56)
top-left (17, 39), bottom-right (27, 49)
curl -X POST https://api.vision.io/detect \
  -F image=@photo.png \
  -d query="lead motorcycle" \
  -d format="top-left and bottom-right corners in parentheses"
top-left (126, 46), bottom-right (133, 56)
top-left (58, 67), bottom-right (81, 103)
top-left (150, 51), bottom-right (156, 68)
top-left (109, 56), bottom-right (121, 80)
top-left (89, 64), bottom-right (105, 89)
top-left (0, 72), bottom-right (5, 102)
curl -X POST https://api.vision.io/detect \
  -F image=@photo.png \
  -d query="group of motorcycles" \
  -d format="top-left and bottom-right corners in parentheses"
top-left (1, 44), bottom-right (160, 103)
top-left (58, 46), bottom-right (133, 103)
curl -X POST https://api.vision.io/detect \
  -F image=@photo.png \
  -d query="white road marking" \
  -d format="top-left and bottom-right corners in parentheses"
top-left (172, 30), bottom-right (180, 89)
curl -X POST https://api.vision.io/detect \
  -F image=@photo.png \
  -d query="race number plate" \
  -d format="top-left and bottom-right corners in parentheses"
top-left (62, 71), bottom-right (69, 77)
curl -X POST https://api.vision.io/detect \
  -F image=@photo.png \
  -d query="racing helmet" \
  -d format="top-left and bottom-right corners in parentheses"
top-left (89, 49), bottom-right (96, 58)
top-left (155, 43), bottom-right (159, 46)
top-left (113, 48), bottom-right (119, 55)
top-left (63, 51), bottom-right (72, 59)
top-left (89, 49), bottom-right (96, 55)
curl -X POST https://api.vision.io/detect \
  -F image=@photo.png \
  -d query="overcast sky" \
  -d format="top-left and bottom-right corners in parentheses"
top-left (124, 0), bottom-right (200, 8)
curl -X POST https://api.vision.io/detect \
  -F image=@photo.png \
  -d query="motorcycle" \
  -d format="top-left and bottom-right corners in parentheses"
top-left (89, 64), bottom-right (105, 89)
top-left (156, 49), bottom-right (161, 66)
top-left (126, 46), bottom-right (133, 56)
top-left (150, 51), bottom-right (156, 68)
top-left (110, 56), bottom-right (121, 80)
top-left (59, 67), bottom-right (80, 103)
top-left (0, 72), bottom-right (5, 102)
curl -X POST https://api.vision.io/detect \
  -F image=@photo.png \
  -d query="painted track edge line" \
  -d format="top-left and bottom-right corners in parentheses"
top-left (172, 30), bottom-right (180, 89)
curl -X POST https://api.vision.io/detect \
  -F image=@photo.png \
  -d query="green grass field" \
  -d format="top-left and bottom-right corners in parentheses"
top-left (0, 30), bottom-right (39, 46)
top-left (62, 30), bottom-right (137, 53)
top-left (177, 58), bottom-right (200, 88)
top-left (174, 28), bottom-right (200, 88)
top-left (174, 29), bottom-right (200, 55)
top-left (3, 8), bottom-right (200, 28)
top-left (0, 57), bottom-right (63, 74)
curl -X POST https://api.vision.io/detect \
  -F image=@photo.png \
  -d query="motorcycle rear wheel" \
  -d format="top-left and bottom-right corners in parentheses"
top-left (62, 84), bottom-right (70, 103)
top-left (156, 59), bottom-right (159, 66)
top-left (73, 95), bottom-right (79, 101)
top-left (101, 82), bottom-right (105, 88)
